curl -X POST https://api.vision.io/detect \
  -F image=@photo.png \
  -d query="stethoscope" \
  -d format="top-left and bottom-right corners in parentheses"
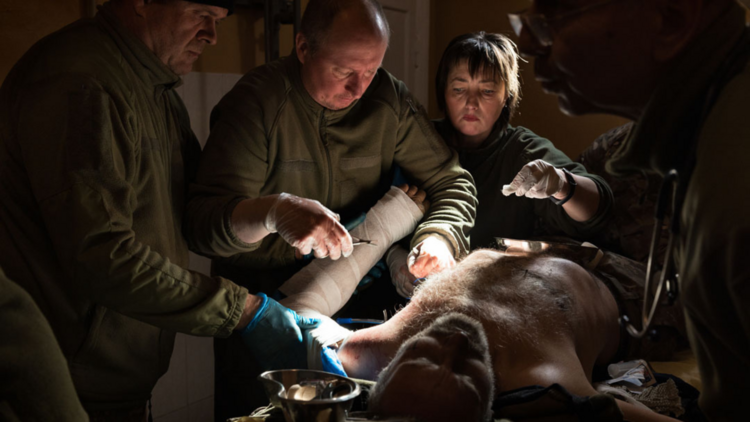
top-left (621, 169), bottom-right (682, 338)
top-left (620, 26), bottom-right (750, 339)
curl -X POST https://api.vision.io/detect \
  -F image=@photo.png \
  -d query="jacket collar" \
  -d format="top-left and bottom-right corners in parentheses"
top-left (607, 1), bottom-right (746, 176)
top-left (285, 50), bottom-right (358, 124)
top-left (97, 2), bottom-right (182, 90)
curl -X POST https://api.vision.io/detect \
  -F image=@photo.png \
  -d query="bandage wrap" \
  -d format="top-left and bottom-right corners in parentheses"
top-left (279, 186), bottom-right (424, 316)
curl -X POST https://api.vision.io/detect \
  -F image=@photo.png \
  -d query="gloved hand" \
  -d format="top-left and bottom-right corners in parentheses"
top-left (265, 193), bottom-right (353, 260)
top-left (386, 244), bottom-right (419, 298)
top-left (320, 347), bottom-right (347, 376)
top-left (407, 236), bottom-right (455, 279)
top-left (502, 159), bottom-right (566, 199)
top-left (241, 293), bottom-right (321, 371)
top-left (298, 311), bottom-right (352, 375)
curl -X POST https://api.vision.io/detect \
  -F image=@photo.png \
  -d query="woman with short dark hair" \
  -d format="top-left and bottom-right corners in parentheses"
top-left (435, 31), bottom-right (613, 247)
top-left (388, 32), bottom-right (614, 297)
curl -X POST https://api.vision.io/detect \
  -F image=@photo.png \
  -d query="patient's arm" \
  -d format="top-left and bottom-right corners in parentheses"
top-left (533, 359), bottom-right (680, 422)
top-left (337, 301), bottom-right (421, 380)
top-left (278, 185), bottom-right (425, 316)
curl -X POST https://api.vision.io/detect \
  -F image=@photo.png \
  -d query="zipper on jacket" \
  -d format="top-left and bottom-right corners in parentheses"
top-left (319, 110), bottom-right (334, 206)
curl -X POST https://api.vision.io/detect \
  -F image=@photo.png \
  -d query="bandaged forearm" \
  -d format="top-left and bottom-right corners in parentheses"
top-left (279, 186), bottom-right (424, 316)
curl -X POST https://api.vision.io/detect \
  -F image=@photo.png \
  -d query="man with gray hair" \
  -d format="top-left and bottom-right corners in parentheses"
top-left (512, 0), bottom-right (750, 419)
top-left (0, 1), bottom-right (320, 420)
top-left (185, 0), bottom-right (476, 417)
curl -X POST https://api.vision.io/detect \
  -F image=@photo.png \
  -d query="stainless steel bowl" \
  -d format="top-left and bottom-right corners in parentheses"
top-left (258, 369), bottom-right (361, 422)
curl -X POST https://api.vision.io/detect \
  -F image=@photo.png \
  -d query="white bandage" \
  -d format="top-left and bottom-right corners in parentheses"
top-left (279, 186), bottom-right (424, 316)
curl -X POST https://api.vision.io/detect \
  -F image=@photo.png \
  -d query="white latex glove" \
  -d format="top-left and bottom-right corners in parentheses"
top-left (265, 193), bottom-right (353, 260)
top-left (502, 159), bottom-right (566, 199)
top-left (385, 244), bottom-right (419, 298)
top-left (407, 236), bottom-right (455, 279)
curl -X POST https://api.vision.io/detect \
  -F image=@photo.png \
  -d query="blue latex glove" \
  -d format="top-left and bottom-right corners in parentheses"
top-left (321, 347), bottom-right (347, 376)
top-left (241, 293), bottom-right (321, 370)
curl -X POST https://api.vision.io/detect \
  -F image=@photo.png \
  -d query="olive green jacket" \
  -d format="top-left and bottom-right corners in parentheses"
top-left (0, 4), bottom-right (247, 410)
top-left (0, 269), bottom-right (89, 421)
top-left (186, 53), bottom-right (477, 292)
top-left (435, 121), bottom-right (613, 249)
top-left (607, 2), bottom-right (750, 420)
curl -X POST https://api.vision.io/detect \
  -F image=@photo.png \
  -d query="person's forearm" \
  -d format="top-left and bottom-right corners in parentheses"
top-left (555, 174), bottom-right (600, 222)
top-left (230, 195), bottom-right (279, 244)
top-left (278, 186), bottom-right (424, 316)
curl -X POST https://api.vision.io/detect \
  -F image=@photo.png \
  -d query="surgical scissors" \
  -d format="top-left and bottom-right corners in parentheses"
top-left (351, 237), bottom-right (377, 246)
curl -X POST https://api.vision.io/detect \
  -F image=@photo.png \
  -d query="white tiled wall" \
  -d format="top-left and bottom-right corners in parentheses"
top-left (151, 72), bottom-right (243, 422)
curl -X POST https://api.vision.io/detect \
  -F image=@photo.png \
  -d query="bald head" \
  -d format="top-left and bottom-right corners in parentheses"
top-left (300, 0), bottom-right (390, 56)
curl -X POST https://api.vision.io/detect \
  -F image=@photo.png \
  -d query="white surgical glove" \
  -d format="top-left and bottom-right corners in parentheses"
top-left (502, 159), bottom-right (566, 199)
top-left (386, 244), bottom-right (419, 298)
top-left (407, 236), bottom-right (455, 278)
top-left (265, 193), bottom-right (353, 260)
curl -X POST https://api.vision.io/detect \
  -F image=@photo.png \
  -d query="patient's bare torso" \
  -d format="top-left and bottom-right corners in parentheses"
top-left (341, 250), bottom-right (621, 395)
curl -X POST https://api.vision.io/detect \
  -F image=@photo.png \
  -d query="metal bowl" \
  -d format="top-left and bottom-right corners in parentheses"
top-left (258, 369), bottom-right (361, 422)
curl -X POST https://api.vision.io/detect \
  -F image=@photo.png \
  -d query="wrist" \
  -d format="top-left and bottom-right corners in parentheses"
top-left (262, 194), bottom-right (283, 233)
top-left (237, 293), bottom-right (267, 332)
top-left (230, 195), bottom-right (282, 244)
top-left (553, 181), bottom-right (570, 200)
top-left (549, 168), bottom-right (577, 206)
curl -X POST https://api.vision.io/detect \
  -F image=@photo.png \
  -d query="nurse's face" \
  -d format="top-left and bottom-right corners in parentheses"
top-left (445, 61), bottom-right (507, 149)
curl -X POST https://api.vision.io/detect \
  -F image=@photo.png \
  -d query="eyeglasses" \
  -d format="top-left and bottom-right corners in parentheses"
top-left (508, 0), bottom-right (622, 47)
top-left (620, 169), bottom-right (681, 339)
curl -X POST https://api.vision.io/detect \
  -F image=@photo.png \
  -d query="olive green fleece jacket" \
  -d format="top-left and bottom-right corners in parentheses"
top-left (0, 269), bottom-right (89, 422)
top-left (186, 53), bottom-right (477, 292)
top-left (607, 3), bottom-right (750, 420)
top-left (435, 120), bottom-right (613, 249)
top-left (0, 4), bottom-right (247, 410)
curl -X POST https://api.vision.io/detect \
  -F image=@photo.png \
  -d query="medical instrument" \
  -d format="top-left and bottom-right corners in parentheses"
top-left (491, 237), bottom-right (604, 270)
top-left (335, 309), bottom-right (392, 325)
top-left (258, 369), bottom-right (360, 422)
top-left (351, 237), bottom-right (377, 246)
top-left (335, 318), bottom-right (384, 325)
top-left (621, 26), bottom-right (750, 339)
top-left (621, 170), bottom-right (681, 339)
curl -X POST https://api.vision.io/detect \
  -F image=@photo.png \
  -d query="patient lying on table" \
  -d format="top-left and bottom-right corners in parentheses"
top-left (277, 185), bottom-right (687, 421)
top-left (344, 250), bottom-right (690, 421)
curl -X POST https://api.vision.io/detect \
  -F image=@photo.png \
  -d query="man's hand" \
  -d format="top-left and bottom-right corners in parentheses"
top-left (386, 244), bottom-right (419, 298)
top-left (396, 184), bottom-right (430, 214)
top-left (265, 193), bottom-right (353, 259)
top-left (239, 293), bottom-right (320, 370)
top-left (502, 159), bottom-right (566, 199)
top-left (407, 236), bottom-right (455, 278)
